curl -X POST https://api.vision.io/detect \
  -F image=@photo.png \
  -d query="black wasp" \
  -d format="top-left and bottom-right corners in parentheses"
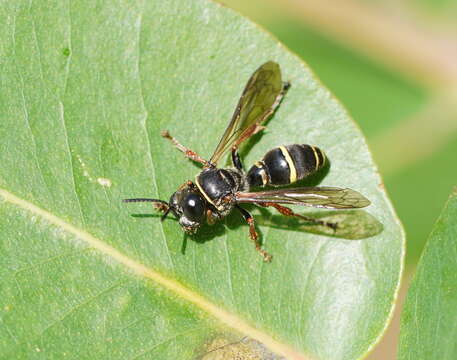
top-left (124, 61), bottom-right (370, 262)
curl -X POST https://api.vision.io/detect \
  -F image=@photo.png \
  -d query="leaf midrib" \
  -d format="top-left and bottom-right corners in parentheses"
top-left (0, 188), bottom-right (310, 360)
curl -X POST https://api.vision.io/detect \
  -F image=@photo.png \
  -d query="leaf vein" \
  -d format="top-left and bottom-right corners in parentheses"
top-left (129, 326), bottom-right (206, 360)
top-left (37, 281), bottom-right (126, 340)
top-left (61, 0), bottom-right (72, 98)
top-left (223, 218), bottom-right (235, 308)
top-left (135, 8), bottom-right (174, 271)
top-left (59, 101), bottom-right (86, 227)
top-left (14, 46), bottom-right (52, 205)
top-left (297, 242), bottom-right (326, 342)
top-left (0, 188), bottom-right (307, 360)
top-left (257, 210), bottom-right (273, 324)
top-left (13, 248), bottom-right (91, 277)
top-left (0, 311), bottom-right (19, 345)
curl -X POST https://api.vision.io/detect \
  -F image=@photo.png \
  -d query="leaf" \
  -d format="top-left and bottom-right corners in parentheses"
top-left (0, 0), bottom-right (404, 359)
top-left (257, 210), bottom-right (383, 240)
top-left (398, 188), bottom-right (457, 360)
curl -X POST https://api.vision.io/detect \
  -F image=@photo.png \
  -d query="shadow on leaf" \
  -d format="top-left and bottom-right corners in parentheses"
top-left (128, 204), bottom-right (382, 247)
top-left (130, 213), bottom-right (162, 218)
top-left (256, 208), bottom-right (383, 240)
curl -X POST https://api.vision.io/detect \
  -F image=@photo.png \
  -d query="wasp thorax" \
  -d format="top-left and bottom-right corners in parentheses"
top-left (195, 167), bottom-right (247, 216)
top-left (169, 182), bottom-right (206, 233)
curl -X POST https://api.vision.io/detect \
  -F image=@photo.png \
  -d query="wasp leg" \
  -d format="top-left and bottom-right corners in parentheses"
top-left (161, 130), bottom-right (211, 167)
top-left (272, 81), bottom-right (291, 109)
top-left (206, 209), bottom-right (217, 225)
top-left (260, 202), bottom-right (338, 231)
top-left (236, 205), bottom-right (272, 262)
top-left (231, 148), bottom-right (243, 171)
top-left (231, 124), bottom-right (266, 156)
top-left (231, 81), bottom-right (291, 152)
top-left (148, 201), bottom-right (171, 221)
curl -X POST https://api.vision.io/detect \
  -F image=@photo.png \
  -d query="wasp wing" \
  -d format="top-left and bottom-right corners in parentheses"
top-left (209, 61), bottom-right (285, 165)
top-left (236, 187), bottom-right (370, 209)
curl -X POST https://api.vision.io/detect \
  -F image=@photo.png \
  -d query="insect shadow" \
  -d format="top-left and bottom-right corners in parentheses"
top-left (255, 205), bottom-right (383, 240)
top-left (129, 199), bottom-right (381, 256)
top-left (130, 212), bottom-right (228, 254)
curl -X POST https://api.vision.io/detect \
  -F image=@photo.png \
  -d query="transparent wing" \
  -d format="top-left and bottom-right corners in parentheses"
top-left (236, 187), bottom-right (371, 209)
top-left (209, 61), bottom-right (285, 164)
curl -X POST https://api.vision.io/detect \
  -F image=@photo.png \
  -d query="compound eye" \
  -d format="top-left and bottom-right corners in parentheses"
top-left (183, 193), bottom-right (205, 222)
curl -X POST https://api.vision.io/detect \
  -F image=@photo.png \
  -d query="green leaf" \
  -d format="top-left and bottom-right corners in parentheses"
top-left (0, 0), bottom-right (404, 359)
top-left (398, 188), bottom-right (457, 359)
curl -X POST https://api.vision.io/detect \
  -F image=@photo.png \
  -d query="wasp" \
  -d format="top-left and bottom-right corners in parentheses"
top-left (124, 62), bottom-right (370, 262)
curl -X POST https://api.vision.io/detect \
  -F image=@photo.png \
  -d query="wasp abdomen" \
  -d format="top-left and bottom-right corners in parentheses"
top-left (247, 144), bottom-right (326, 187)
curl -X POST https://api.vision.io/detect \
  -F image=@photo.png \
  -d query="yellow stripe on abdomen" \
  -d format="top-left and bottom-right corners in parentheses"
top-left (279, 146), bottom-right (297, 183)
top-left (311, 146), bottom-right (320, 171)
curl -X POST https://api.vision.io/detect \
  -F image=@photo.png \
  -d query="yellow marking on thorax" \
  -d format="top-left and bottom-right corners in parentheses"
top-left (279, 146), bottom-right (297, 183)
top-left (195, 176), bottom-right (216, 207)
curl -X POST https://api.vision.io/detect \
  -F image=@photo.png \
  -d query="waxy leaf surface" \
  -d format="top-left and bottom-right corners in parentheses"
top-left (0, 0), bottom-right (403, 358)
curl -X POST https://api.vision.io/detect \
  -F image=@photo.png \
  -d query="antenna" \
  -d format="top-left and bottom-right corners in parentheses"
top-left (122, 198), bottom-right (168, 204)
top-left (123, 198), bottom-right (176, 220)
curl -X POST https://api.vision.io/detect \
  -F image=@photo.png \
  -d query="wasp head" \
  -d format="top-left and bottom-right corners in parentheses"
top-left (168, 181), bottom-right (207, 234)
